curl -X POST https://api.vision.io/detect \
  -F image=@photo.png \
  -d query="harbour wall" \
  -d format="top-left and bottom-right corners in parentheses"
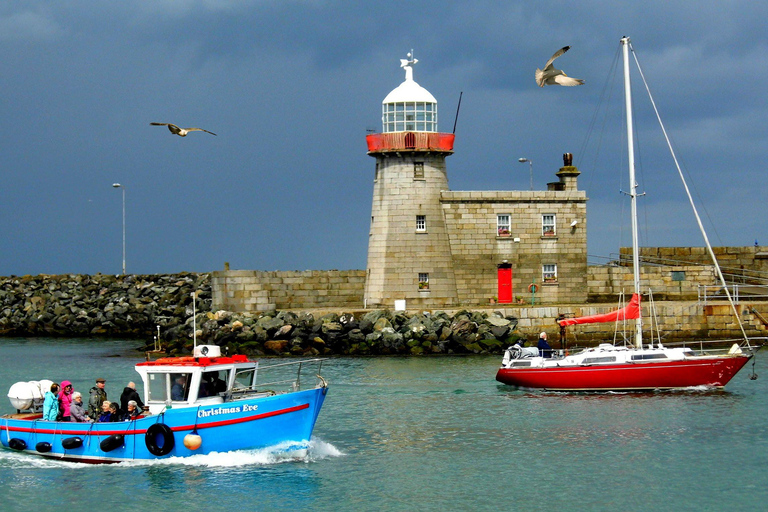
top-left (212, 246), bottom-right (768, 310)
top-left (1, 273), bottom-right (766, 356)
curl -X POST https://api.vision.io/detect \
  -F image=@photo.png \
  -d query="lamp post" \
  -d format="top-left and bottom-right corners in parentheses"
top-left (112, 183), bottom-right (125, 275)
top-left (518, 158), bottom-right (533, 191)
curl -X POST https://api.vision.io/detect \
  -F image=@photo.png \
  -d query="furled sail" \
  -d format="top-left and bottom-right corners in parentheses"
top-left (558, 293), bottom-right (641, 326)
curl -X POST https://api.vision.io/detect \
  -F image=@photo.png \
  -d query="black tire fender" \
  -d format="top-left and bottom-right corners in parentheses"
top-left (62, 436), bottom-right (83, 449)
top-left (36, 441), bottom-right (52, 453)
top-left (100, 434), bottom-right (124, 452)
top-left (8, 438), bottom-right (27, 450)
top-left (145, 423), bottom-right (175, 456)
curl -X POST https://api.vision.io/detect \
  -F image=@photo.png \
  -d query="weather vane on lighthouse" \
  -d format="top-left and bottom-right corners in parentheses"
top-left (400, 50), bottom-right (418, 81)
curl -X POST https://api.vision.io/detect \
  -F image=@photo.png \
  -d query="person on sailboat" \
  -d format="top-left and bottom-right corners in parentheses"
top-left (537, 332), bottom-right (553, 358)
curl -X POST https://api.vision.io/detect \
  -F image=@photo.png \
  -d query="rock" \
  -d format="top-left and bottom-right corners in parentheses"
top-left (263, 340), bottom-right (289, 354)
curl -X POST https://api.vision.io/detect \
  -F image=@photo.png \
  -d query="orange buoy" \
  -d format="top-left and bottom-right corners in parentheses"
top-left (183, 433), bottom-right (202, 450)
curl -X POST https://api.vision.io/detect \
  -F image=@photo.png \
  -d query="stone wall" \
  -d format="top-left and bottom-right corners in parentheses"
top-left (587, 265), bottom-right (717, 302)
top-left (442, 190), bottom-right (588, 305)
top-left (211, 270), bottom-right (366, 312)
top-left (493, 301), bottom-right (768, 343)
top-left (621, 246), bottom-right (768, 278)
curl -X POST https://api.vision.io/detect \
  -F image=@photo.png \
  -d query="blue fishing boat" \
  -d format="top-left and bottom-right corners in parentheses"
top-left (1, 345), bottom-right (328, 463)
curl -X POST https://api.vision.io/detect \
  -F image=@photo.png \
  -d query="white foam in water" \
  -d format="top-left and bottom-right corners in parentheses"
top-left (0, 437), bottom-right (344, 469)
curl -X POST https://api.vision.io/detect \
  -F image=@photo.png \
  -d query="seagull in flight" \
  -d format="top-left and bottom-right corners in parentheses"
top-left (535, 46), bottom-right (584, 87)
top-left (150, 122), bottom-right (217, 136)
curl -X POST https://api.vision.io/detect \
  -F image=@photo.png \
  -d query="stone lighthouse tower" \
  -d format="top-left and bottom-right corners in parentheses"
top-left (364, 52), bottom-right (458, 308)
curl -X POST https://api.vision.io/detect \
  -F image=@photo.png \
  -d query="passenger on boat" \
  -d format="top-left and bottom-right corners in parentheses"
top-left (121, 400), bottom-right (141, 420)
top-left (70, 392), bottom-right (93, 423)
top-left (42, 383), bottom-right (60, 421)
top-left (171, 375), bottom-right (187, 401)
top-left (537, 332), bottom-right (553, 358)
top-left (98, 401), bottom-right (116, 422)
top-left (200, 372), bottom-right (227, 397)
top-left (58, 380), bottom-right (74, 421)
top-left (108, 402), bottom-right (120, 420)
top-left (88, 378), bottom-right (107, 420)
top-left (119, 382), bottom-right (144, 412)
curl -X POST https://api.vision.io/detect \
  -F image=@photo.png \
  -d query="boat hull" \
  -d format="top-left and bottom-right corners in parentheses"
top-left (1, 386), bottom-right (327, 463)
top-left (496, 355), bottom-right (753, 391)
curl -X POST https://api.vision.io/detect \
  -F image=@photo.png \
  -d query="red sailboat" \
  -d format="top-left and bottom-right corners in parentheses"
top-left (496, 37), bottom-right (757, 391)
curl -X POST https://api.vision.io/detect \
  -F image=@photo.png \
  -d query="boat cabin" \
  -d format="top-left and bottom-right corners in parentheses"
top-left (134, 345), bottom-right (258, 415)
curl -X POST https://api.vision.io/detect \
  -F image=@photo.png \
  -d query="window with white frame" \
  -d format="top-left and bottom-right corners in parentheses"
top-left (542, 264), bottom-right (558, 282)
top-left (383, 102), bottom-right (437, 133)
top-left (416, 215), bottom-right (426, 232)
top-left (418, 273), bottom-right (429, 290)
top-left (542, 214), bottom-right (556, 236)
top-left (497, 214), bottom-right (511, 236)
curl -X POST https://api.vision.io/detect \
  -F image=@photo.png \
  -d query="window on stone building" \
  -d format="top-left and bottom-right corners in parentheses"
top-left (414, 162), bottom-right (424, 179)
top-left (542, 214), bottom-right (556, 236)
top-left (497, 214), bottom-right (511, 236)
top-left (671, 271), bottom-right (686, 281)
top-left (416, 215), bottom-right (426, 232)
top-left (418, 273), bottom-right (429, 290)
top-left (542, 264), bottom-right (558, 283)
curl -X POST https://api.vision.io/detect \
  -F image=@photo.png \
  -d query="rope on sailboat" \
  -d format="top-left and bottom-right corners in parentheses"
top-left (629, 43), bottom-right (750, 347)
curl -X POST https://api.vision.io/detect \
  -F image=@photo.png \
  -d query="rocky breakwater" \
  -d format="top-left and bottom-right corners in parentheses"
top-left (0, 273), bottom-right (211, 338)
top-left (0, 273), bottom-right (522, 356)
top-left (175, 309), bottom-right (521, 356)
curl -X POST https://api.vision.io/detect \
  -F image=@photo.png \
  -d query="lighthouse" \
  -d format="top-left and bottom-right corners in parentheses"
top-left (364, 52), bottom-right (459, 308)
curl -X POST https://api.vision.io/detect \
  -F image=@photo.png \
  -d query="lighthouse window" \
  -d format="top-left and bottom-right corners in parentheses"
top-left (382, 102), bottom-right (437, 132)
top-left (418, 273), bottom-right (429, 290)
top-left (414, 162), bottom-right (424, 179)
top-left (416, 215), bottom-right (426, 232)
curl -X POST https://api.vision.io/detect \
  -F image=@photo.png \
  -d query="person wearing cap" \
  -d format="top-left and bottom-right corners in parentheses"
top-left (88, 378), bottom-right (108, 420)
top-left (537, 331), bottom-right (553, 358)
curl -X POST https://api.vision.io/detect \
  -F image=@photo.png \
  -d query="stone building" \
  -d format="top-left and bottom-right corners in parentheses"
top-left (363, 53), bottom-right (588, 309)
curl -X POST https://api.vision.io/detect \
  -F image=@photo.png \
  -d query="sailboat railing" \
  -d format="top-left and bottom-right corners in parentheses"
top-left (663, 338), bottom-right (766, 354)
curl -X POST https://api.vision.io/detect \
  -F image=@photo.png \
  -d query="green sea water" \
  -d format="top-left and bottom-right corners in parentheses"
top-left (1, 338), bottom-right (766, 511)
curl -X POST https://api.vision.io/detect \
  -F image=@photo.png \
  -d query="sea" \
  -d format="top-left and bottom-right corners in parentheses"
top-left (1, 338), bottom-right (767, 512)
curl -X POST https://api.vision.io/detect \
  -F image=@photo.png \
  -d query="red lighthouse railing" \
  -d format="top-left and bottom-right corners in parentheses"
top-left (366, 132), bottom-right (455, 153)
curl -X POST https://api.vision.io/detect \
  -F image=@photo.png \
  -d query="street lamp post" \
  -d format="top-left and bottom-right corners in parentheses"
top-left (518, 158), bottom-right (533, 191)
top-left (112, 183), bottom-right (125, 275)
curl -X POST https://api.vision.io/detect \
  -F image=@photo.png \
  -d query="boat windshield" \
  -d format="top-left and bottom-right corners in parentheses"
top-left (147, 372), bottom-right (192, 402)
top-left (199, 370), bottom-right (230, 397)
top-left (233, 368), bottom-right (256, 390)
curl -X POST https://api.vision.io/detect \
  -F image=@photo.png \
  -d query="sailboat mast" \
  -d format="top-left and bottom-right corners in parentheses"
top-left (622, 36), bottom-right (643, 349)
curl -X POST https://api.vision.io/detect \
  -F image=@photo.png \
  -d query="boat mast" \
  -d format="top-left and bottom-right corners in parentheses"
top-left (622, 36), bottom-right (643, 349)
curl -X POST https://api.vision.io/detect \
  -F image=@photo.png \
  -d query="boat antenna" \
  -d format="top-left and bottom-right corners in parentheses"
top-left (621, 36), bottom-right (643, 349)
top-left (453, 91), bottom-right (463, 134)
top-left (192, 291), bottom-right (197, 352)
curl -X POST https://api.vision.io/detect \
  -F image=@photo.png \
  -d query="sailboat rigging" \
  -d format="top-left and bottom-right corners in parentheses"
top-left (496, 37), bottom-right (757, 391)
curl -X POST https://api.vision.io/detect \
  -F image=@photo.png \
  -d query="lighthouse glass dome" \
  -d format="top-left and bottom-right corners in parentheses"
top-left (381, 52), bottom-right (437, 133)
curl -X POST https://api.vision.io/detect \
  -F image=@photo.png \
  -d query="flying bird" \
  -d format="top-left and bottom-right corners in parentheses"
top-left (150, 123), bottom-right (217, 136)
top-left (535, 46), bottom-right (584, 87)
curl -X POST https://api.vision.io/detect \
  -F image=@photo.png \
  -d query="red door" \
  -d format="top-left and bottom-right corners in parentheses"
top-left (497, 264), bottom-right (513, 303)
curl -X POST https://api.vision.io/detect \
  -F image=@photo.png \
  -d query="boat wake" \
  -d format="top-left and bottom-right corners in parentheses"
top-left (0, 438), bottom-right (344, 469)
